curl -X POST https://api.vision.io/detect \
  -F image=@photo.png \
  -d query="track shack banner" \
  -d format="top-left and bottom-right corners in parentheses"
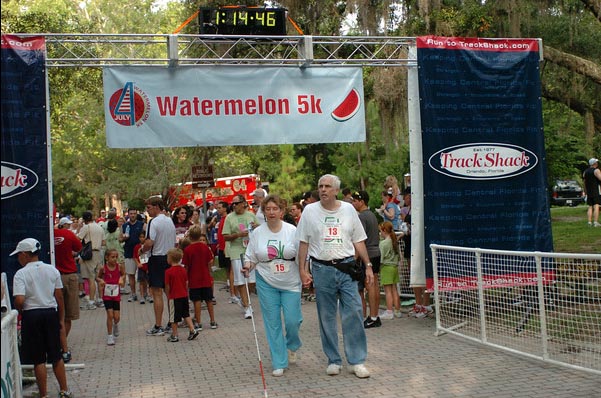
top-left (103, 66), bottom-right (365, 148)
top-left (417, 36), bottom-right (553, 290)
top-left (1, 35), bottom-right (52, 294)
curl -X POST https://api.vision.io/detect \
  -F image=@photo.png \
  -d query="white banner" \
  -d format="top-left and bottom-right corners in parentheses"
top-left (103, 66), bottom-right (366, 148)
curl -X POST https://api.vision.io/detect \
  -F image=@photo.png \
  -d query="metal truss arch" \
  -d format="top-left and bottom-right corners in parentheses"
top-left (13, 33), bottom-right (417, 68)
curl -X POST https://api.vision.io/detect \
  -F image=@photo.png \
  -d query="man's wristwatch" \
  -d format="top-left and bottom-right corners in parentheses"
top-left (366, 262), bottom-right (373, 267)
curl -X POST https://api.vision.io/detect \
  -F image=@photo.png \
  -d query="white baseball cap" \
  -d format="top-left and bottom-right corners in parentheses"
top-left (589, 158), bottom-right (599, 166)
top-left (58, 217), bottom-right (73, 226)
top-left (10, 238), bottom-right (42, 256)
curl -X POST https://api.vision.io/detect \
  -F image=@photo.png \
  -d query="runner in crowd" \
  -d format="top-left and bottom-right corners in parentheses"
top-left (53, 217), bottom-right (83, 363)
top-left (96, 249), bottom-right (125, 345)
top-left (223, 194), bottom-right (258, 319)
top-left (121, 208), bottom-right (145, 302)
top-left (296, 174), bottom-right (374, 378)
top-left (243, 194), bottom-right (303, 377)
top-left (183, 225), bottom-right (217, 331)
top-left (143, 196), bottom-right (177, 336)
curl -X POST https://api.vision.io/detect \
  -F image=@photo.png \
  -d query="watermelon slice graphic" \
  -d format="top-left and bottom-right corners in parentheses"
top-left (331, 88), bottom-right (360, 122)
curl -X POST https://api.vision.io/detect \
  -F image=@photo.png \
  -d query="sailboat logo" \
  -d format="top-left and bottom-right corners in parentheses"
top-left (108, 82), bottom-right (150, 127)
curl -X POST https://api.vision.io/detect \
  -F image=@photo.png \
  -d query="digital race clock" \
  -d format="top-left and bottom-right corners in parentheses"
top-left (199, 6), bottom-right (287, 36)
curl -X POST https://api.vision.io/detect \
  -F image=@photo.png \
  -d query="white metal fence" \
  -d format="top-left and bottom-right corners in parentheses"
top-left (430, 244), bottom-right (601, 375)
top-left (1, 273), bottom-right (22, 398)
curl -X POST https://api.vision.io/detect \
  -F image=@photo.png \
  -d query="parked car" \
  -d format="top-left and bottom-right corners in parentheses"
top-left (550, 180), bottom-right (585, 206)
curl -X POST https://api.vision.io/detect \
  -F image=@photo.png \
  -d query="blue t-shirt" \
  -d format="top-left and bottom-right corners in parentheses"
top-left (385, 202), bottom-right (401, 231)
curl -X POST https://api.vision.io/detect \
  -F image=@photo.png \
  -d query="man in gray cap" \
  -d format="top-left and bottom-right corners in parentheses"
top-left (11, 238), bottom-right (72, 398)
top-left (583, 157), bottom-right (601, 227)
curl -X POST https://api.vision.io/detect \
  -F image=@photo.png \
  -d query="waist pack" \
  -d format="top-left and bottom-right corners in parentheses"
top-left (332, 259), bottom-right (363, 282)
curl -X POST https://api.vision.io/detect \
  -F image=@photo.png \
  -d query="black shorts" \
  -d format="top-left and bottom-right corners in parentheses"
top-left (169, 297), bottom-right (190, 323)
top-left (189, 287), bottom-right (213, 302)
top-left (137, 268), bottom-right (148, 282)
top-left (357, 256), bottom-right (381, 291)
top-left (218, 250), bottom-right (231, 272)
top-left (20, 308), bottom-right (62, 365)
top-left (148, 255), bottom-right (169, 288)
top-left (587, 194), bottom-right (601, 206)
top-left (103, 300), bottom-right (121, 311)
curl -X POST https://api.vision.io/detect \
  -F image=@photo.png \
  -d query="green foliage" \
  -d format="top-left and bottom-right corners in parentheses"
top-left (3, 0), bottom-right (599, 219)
top-left (542, 100), bottom-right (588, 184)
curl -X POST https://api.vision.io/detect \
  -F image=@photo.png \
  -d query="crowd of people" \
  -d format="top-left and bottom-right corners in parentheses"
top-left (12, 173), bottom-right (428, 397)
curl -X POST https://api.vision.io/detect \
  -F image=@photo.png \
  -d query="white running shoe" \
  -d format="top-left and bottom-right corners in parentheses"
top-left (348, 364), bottom-right (370, 378)
top-left (244, 307), bottom-right (253, 319)
top-left (107, 335), bottom-right (115, 345)
top-left (272, 368), bottom-right (284, 377)
top-left (379, 310), bottom-right (394, 320)
top-left (326, 364), bottom-right (341, 376)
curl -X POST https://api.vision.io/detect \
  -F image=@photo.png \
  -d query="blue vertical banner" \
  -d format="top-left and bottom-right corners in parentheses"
top-left (1, 35), bottom-right (51, 292)
top-left (417, 36), bottom-right (553, 290)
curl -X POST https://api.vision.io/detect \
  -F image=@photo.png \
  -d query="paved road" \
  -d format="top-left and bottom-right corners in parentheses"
top-left (23, 282), bottom-right (599, 397)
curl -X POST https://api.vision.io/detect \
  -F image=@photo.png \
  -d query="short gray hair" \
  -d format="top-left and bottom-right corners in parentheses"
top-left (319, 174), bottom-right (341, 189)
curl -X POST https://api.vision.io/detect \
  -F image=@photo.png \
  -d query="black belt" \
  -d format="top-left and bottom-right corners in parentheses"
top-left (310, 256), bottom-right (353, 266)
top-left (92, 249), bottom-right (100, 251)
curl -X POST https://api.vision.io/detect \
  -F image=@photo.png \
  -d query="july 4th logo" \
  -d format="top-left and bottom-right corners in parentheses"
top-left (108, 82), bottom-right (150, 127)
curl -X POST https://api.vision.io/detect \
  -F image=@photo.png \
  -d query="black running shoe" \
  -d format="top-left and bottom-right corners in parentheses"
top-left (363, 316), bottom-right (382, 328)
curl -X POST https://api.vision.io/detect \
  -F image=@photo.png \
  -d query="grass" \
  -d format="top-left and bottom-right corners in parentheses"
top-left (550, 205), bottom-right (601, 253)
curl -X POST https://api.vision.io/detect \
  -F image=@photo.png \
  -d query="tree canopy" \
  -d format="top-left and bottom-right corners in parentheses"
top-left (2, 0), bottom-right (599, 215)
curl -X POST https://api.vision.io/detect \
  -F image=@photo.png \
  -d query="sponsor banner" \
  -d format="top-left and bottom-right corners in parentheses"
top-left (1, 35), bottom-right (51, 294)
top-left (103, 66), bottom-right (366, 148)
top-left (436, 271), bottom-right (555, 291)
top-left (417, 36), bottom-right (553, 288)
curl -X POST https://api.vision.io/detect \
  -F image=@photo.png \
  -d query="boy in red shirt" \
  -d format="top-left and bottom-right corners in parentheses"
top-left (164, 248), bottom-right (199, 342)
top-left (183, 225), bottom-right (217, 331)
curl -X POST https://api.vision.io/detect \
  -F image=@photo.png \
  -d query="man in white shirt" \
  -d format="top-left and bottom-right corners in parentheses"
top-left (12, 238), bottom-right (72, 398)
top-left (143, 196), bottom-right (177, 336)
top-left (77, 211), bottom-right (105, 309)
top-left (296, 174), bottom-right (374, 379)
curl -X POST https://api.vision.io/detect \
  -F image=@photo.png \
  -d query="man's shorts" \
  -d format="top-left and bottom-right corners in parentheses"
top-left (586, 194), bottom-right (601, 206)
top-left (169, 297), bottom-right (190, 323)
top-left (189, 287), bottom-right (212, 302)
top-left (232, 258), bottom-right (255, 286)
top-left (357, 256), bottom-right (381, 291)
top-left (61, 273), bottom-right (80, 321)
top-left (125, 258), bottom-right (137, 275)
top-left (80, 251), bottom-right (102, 279)
top-left (218, 250), bottom-right (231, 272)
top-left (148, 255), bottom-right (169, 289)
top-left (21, 308), bottom-right (62, 365)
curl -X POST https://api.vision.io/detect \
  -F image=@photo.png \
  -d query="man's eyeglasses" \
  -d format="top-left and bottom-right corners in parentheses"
top-left (232, 201), bottom-right (244, 205)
